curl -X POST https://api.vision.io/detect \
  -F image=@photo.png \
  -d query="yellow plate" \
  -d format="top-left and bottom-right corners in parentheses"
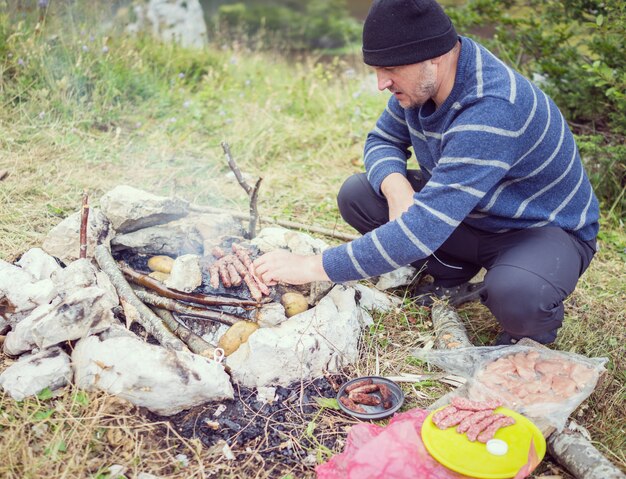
top-left (421, 407), bottom-right (546, 479)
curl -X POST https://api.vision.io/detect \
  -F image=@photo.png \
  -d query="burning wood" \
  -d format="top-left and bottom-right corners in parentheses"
top-left (150, 307), bottom-right (216, 358)
top-left (120, 264), bottom-right (263, 308)
top-left (134, 289), bottom-right (243, 327)
top-left (94, 245), bottom-right (186, 351)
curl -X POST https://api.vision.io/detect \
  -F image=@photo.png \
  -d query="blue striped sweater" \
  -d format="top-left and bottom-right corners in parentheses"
top-left (322, 36), bottom-right (599, 283)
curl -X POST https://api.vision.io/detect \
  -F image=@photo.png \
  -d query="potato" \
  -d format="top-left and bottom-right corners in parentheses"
top-left (147, 255), bottom-right (175, 273)
top-left (148, 271), bottom-right (170, 282)
top-left (218, 321), bottom-right (260, 356)
top-left (281, 292), bottom-right (308, 318)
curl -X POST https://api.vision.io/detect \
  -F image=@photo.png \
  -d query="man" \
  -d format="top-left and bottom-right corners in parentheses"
top-left (254, 0), bottom-right (599, 345)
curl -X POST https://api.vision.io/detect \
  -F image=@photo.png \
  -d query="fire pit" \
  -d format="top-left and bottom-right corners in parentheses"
top-left (0, 185), bottom-right (399, 419)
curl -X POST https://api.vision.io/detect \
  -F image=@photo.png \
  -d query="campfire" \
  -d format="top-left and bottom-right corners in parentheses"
top-left (0, 184), bottom-right (398, 421)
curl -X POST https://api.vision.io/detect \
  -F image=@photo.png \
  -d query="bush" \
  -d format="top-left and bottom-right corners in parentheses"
top-left (215, 0), bottom-right (361, 50)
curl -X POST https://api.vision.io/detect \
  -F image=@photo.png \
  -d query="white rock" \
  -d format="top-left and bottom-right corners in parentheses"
top-left (352, 283), bottom-right (401, 311)
top-left (255, 303), bottom-right (288, 328)
top-left (227, 285), bottom-right (367, 388)
top-left (201, 323), bottom-right (229, 347)
top-left (256, 386), bottom-right (277, 404)
top-left (375, 266), bottom-right (419, 290)
top-left (145, 0), bottom-right (208, 48)
top-left (100, 185), bottom-right (189, 234)
top-left (0, 260), bottom-right (57, 313)
top-left (3, 286), bottom-right (116, 356)
top-left (0, 346), bottom-right (72, 401)
top-left (16, 248), bottom-right (62, 281)
top-left (108, 465), bottom-right (127, 478)
top-left (42, 208), bottom-right (114, 264)
top-left (51, 258), bottom-right (98, 295)
top-left (164, 254), bottom-right (202, 293)
top-left (72, 335), bottom-right (233, 415)
top-left (251, 227), bottom-right (328, 255)
top-left (308, 280), bottom-right (334, 305)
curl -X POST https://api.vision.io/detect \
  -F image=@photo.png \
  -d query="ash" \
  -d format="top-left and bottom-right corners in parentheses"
top-left (155, 375), bottom-right (346, 465)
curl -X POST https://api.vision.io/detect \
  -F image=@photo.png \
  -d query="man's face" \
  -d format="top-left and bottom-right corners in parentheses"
top-left (374, 61), bottom-right (437, 109)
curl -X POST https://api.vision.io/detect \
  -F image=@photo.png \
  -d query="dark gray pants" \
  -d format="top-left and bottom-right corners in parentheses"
top-left (337, 172), bottom-right (596, 342)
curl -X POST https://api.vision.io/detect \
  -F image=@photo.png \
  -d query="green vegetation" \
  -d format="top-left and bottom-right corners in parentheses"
top-left (448, 0), bottom-right (626, 219)
top-left (0, 1), bottom-right (624, 478)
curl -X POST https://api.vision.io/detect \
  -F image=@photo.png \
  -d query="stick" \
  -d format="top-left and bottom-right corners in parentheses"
top-left (150, 307), bottom-right (216, 357)
top-left (0, 170), bottom-right (8, 182)
top-left (220, 141), bottom-right (262, 239)
top-left (120, 264), bottom-right (264, 307)
top-left (79, 190), bottom-right (90, 259)
top-left (248, 177), bottom-right (262, 239)
top-left (135, 289), bottom-right (242, 326)
top-left (431, 301), bottom-right (472, 349)
top-left (94, 245), bottom-right (186, 351)
top-left (189, 204), bottom-right (359, 242)
top-left (427, 302), bottom-right (623, 479)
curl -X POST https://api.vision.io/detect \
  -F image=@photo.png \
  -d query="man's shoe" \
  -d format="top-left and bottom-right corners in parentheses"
top-left (412, 281), bottom-right (485, 307)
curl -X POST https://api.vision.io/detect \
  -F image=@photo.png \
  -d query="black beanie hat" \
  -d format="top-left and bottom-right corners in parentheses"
top-left (362, 0), bottom-right (458, 67)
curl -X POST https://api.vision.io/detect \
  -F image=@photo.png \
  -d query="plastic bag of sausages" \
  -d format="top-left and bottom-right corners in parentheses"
top-left (316, 408), bottom-right (472, 479)
top-left (414, 341), bottom-right (607, 431)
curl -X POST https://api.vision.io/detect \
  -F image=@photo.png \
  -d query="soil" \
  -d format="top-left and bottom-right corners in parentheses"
top-left (151, 375), bottom-right (349, 466)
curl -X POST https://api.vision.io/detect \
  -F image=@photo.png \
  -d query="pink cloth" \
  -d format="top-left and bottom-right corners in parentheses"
top-left (316, 408), bottom-right (470, 479)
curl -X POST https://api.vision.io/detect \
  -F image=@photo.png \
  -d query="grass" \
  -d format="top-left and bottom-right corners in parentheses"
top-left (1, 2), bottom-right (625, 478)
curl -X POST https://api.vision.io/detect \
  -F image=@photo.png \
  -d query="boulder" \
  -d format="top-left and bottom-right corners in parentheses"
top-left (110, 219), bottom-right (203, 256)
top-left (145, 0), bottom-right (208, 48)
top-left (72, 334), bottom-right (233, 415)
top-left (16, 248), bottom-right (62, 281)
top-left (0, 347), bottom-right (72, 401)
top-left (3, 286), bottom-right (117, 356)
top-left (100, 185), bottom-right (189, 234)
top-left (0, 260), bottom-right (57, 314)
top-left (226, 285), bottom-right (368, 388)
top-left (42, 208), bottom-right (114, 264)
top-left (375, 265), bottom-right (419, 290)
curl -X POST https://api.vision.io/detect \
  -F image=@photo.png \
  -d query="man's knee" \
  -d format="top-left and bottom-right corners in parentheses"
top-left (337, 173), bottom-right (387, 234)
top-left (483, 265), bottom-right (564, 337)
top-left (337, 174), bottom-right (368, 221)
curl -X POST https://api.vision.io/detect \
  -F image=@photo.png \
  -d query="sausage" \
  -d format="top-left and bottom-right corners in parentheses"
top-left (243, 273), bottom-right (262, 301)
top-left (218, 262), bottom-right (231, 288)
top-left (226, 263), bottom-right (242, 287)
top-left (211, 246), bottom-right (226, 259)
top-left (208, 264), bottom-right (220, 289)
top-left (477, 416), bottom-right (516, 443)
top-left (345, 379), bottom-right (373, 393)
top-left (349, 384), bottom-right (379, 395)
top-left (436, 409), bottom-right (474, 430)
top-left (339, 395), bottom-right (365, 413)
top-left (378, 384), bottom-right (393, 409)
top-left (456, 410), bottom-right (493, 433)
top-left (349, 393), bottom-right (381, 406)
top-left (232, 243), bottom-right (270, 296)
top-left (466, 414), bottom-right (505, 442)
top-left (451, 397), bottom-right (502, 411)
top-left (432, 406), bottom-right (457, 427)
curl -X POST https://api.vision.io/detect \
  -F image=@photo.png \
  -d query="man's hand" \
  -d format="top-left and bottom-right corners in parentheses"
top-left (381, 173), bottom-right (415, 221)
top-left (253, 250), bottom-right (330, 285)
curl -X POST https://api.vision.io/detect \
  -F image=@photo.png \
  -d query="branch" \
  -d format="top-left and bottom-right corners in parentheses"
top-left (248, 177), bottom-right (262, 239)
top-left (150, 307), bottom-right (216, 357)
top-left (221, 141), bottom-right (252, 195)
top-left (189, 204), bottom-right (359, 242)
top-left (135, 289), bottom-right (242, 326)
top-left (94, 245), bottom-right (186, 351)
top-left (120, 264), bottom-right (264, 308)
top-left (431, 301), bottom-right (472, 349)
top-left (220, 141), bottom-right (262, 239)
top-left (79, 190), bottom-right (89, 259)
